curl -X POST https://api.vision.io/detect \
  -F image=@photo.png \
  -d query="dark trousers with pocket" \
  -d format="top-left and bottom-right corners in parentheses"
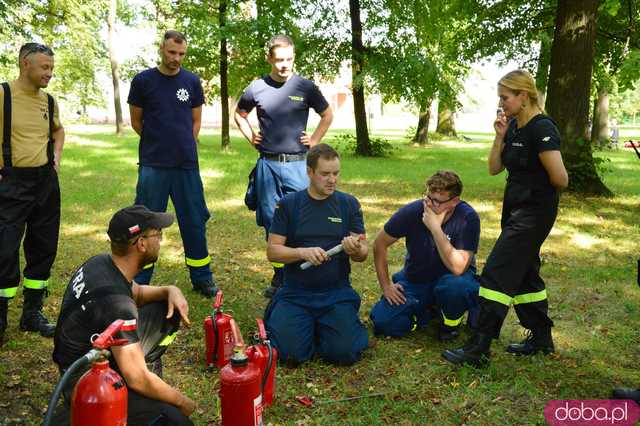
top-left (0, 165), bottom-right (60, 297)
top-left (477, 199), bottom-right (558, 338)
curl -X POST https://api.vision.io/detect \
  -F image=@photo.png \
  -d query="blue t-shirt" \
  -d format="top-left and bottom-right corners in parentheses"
top-left (270, 190), bottom-right (365, 290)
top-left (237, 74), bottom-right (329, 155)
top-left (384, 200), bottom-right (480, 284)
top-left (127, 68), bottom-right (205, 169)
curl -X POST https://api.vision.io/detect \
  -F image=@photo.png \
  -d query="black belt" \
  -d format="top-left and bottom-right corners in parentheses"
top-left (0, 163), bottom-right (53, 178)
top-left (260, 153), bottom-right (306, 162)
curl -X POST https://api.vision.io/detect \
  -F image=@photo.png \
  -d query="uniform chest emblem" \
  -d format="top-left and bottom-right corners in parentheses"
top-left (288, 95), bottom-right (303, 101)
top-left (328, 217), bottom-right (342, 223)
top-left (176, 88), bottom-right (190, 102)
top-left (512, 141), bottom-right (524, 147)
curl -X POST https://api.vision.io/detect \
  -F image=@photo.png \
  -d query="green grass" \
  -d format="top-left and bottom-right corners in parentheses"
top-left (1, 124), bottom-right (639, 425)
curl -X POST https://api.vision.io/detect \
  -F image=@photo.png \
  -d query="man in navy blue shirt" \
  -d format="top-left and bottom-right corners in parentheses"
top-left (127, 30), bottom-right (216, 298)
top-left (234, 34), bottom-right (333, 298)
top-left (264, 144), bottom-right (368, 366)
top-left (370, 171), bottom-right (481, 341)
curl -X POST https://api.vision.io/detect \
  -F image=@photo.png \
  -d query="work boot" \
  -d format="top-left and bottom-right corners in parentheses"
top-left (438, 324), bottom-right (460, 342)
top-left (0, 297), bottom-right (8, 345)
top-left (192, 278), bottom-right (219, 298)
top-left (263, 267), bottom-right (283, 299)
top-left (441, 332), bottom-right (492, 367)
top-left (19, 288), bottom-right (56, 337)
top-left (611, 388), bottom-right (640, 404)
top-left (506, 328), bottom-right (554, 355)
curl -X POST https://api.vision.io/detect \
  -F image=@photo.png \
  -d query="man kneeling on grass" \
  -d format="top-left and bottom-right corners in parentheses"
top-left (52, 205), bottom-right (195, 425)
top-left (264, 144), bottom-right (369, 366)
top-left (370, 171), bottom-right (481, 341)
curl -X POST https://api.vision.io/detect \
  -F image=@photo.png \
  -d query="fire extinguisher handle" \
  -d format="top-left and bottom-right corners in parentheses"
top-left (213, 291), bottom-right (224, 309)
top-left (92, 319), bottom-right (129, 350)
top-left (256, 318), bottom-right (267, 340)
top-left (229, 318), bottom-right (245, 347)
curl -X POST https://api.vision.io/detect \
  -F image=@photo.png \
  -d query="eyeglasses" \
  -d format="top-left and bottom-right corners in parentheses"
top-left (142, 232), bottom-right (163, 241)
top-left (423, 192), bottom-right (456, 207)
top-left (19, 43), bottom-right (54, 59)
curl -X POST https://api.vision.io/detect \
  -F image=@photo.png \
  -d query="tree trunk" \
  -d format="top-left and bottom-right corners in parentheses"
top-left (535, 31), bottom-right (552, 107)
top-left (107, 0), bottom-right (123, 135)
top-left (413, 99), bottom-right (432, 145)
top-left (545, 0), bottom-right (611, 195)
top-left (349, 0), bottom-right (372, 156)
top-left (590, 86), bottom-right (609, 147)
top-left (436, 98), bottom-right (456, 137)
top-left (219, 0), bottom-right (230, 150)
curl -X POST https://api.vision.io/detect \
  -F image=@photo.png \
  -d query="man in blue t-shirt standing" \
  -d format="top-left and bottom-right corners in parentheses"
top-left (127, 30), bottom-right (217, 297)
top-left (234, 34), bottom-right (334, 298)
top-left (264, 144), bottom-right (368, 366)
top-left (370, 171), bottom-right (481, 341)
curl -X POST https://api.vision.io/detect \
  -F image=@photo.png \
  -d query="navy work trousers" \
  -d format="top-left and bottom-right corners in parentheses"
top-left (370, 269), bottom-right (480, 337)
top-left (255, 157), bottom-right (308, 233)
top-left (133, 166), bottom-right (212, 285)
top-left (265, 284), bottom-right (369, 366)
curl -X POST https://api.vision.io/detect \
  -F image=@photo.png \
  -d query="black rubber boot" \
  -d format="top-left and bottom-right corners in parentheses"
top-left (19, 288), bottom-right (56, 337)
top-left (441, 333), bottom-right (492, 367)
top-left (263, 267), bottom-right (283, 299)
top-left (192, 278), bottom-right (219, 298)
top-left (611, 388), bottom-right (640, 404)
top-left (0, 297), bottom-right (8, 345)
top-left (506, 328), bottom-right (554, 355)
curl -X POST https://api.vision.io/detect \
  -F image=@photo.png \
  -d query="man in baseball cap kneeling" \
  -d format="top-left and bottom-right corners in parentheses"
top-left (52, 205), bottom-right (195, 425)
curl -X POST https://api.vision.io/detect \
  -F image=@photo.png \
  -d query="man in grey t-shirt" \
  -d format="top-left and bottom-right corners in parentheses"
top-left (234, 34), bottom-right (333, 298)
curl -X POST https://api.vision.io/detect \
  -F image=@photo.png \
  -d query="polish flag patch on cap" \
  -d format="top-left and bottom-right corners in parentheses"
top-left (121, 319), bottom-right (137, 331)
top-left (128, 224), bottom-right (141, 235)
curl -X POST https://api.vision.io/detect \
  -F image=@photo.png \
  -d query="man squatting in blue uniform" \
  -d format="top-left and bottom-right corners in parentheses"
top-left (234, 34), bottom-right (334, 298)
top-left (264, 144), bottom-right (369, 365)
top-left (370, 171), bottom-right (481, 341)
top-left (127, 30), bottom-right (217, 297)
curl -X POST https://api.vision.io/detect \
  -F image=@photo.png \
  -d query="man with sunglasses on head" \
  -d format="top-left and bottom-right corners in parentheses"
top-left (0, 43), bottom-right (65, 344)
top-left (52, 205), bottom-right (195, 425)
top-left (370, 170), bottom-right (481, 342)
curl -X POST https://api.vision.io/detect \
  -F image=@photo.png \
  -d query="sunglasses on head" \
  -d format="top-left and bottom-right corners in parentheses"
top-left (20, 43), bottom-right (54, 58)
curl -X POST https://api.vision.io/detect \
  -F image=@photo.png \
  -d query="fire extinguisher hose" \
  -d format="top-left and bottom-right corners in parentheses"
top-left (42, 349), bottom-right (100, 426)
top-left (262, 341), bottom-right (273, 394)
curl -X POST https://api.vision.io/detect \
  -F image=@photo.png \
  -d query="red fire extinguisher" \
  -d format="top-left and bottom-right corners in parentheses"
top-left (43, 319), bottom-right (129, 426)
top-left (204, 291), bottom-right (238, 368)
top-left (245, 319), bottom-right (277, 407)
top-left (72, 319), bottom-right (129, 425)
top-left (220, 344), bottom-right (263, 426)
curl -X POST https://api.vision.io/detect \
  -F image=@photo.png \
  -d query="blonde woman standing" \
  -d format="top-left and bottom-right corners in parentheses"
top-left (443, 70), bottom-right (568, 367)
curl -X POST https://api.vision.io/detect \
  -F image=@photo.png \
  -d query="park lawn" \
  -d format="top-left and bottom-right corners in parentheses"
top-left (1, 124), bottom-right (639, 425)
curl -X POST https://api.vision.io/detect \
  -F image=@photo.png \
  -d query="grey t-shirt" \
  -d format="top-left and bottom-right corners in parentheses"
top-left (237, 74), bottom-right (329, 154)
